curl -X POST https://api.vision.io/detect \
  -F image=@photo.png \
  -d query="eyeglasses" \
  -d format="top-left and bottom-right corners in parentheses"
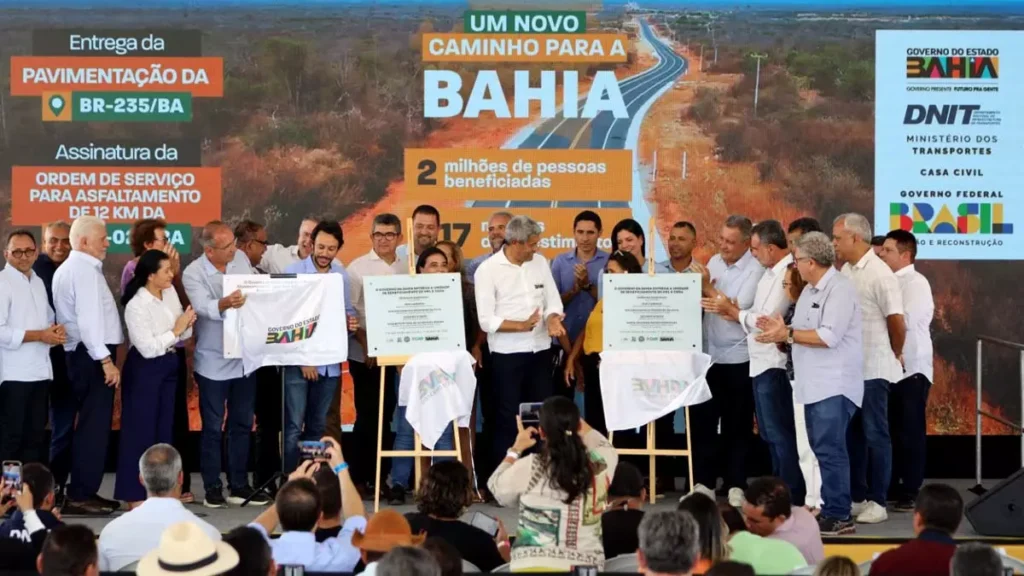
top-left (252, 239), bottom-right (268, 246)
top-left (9, 249), bottom-right (36, 258)
top-left (372, 232), bottom-right (399, 241)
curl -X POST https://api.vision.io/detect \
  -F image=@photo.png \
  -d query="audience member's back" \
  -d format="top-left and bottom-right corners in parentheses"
top-left (377, 546), bottom-right (441, 576)
top-left (869, 483), bottom-right (963, 576)
top-left (0, 463), bottom-right (62, 543)
top-left (223, 526), bottom-right (276, 576)
top-left (721, 503), bottom-right (806, 575)
top-left (706, 560), bottom-right (756, 576)
top-left (38, 524), bottom-right (100, 576)
top-left (423, 537), bottom-right (464, 576)
top-left (602, 461), bottom-right (646, 559)
top-left (637, 510), bottom-right (701, 576)
top-left (951, 542), bottom-right (1005, 576)
top-left (313, 463), bottom-right (344, 542)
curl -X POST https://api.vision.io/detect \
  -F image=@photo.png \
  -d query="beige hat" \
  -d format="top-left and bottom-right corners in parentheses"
top-left (137, 521), bottom-right (239, 576)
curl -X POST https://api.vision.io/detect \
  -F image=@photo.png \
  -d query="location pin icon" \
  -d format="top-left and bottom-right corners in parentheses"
top-left (48, 95), bottom-right (65, 117)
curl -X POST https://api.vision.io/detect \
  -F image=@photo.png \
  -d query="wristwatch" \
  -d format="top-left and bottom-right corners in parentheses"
top-left (581, 282), bottom-right (593, 291)
top-left (786, 327), bottom-right (794, 345)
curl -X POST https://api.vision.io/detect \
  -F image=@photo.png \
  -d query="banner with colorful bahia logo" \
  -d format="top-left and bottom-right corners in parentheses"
top-left (875, 30), bottom-right (1019, 260)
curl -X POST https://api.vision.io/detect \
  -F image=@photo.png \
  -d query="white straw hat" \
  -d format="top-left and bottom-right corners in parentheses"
top-left (137, 521), bottom-right (239, 576)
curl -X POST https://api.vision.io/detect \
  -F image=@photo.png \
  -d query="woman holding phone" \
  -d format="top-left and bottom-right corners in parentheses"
top-left (114, 249), bottom-right (196, 506)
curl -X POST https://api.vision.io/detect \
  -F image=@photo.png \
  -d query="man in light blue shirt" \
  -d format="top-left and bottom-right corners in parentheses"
top-left (251, 437), bottom-right (367, 572)
top-left (182, 221), bottom-right (269, 508)
top-left (466, 211), bottom-right (513, 283)
top-left (756, 231), bottom-right (863, 536)
top-left (689, 215), bottom-right (765, 506)
top-left (282, 220), bottom-right (358, 474)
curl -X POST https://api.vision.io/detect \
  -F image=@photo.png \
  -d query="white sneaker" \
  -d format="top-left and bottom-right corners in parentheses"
top-left (728, 487), bottom-right (745, 507)
top-left (681, 483), bottom-right (717, 502)
top-left (856, 501), bottom-right (889, 524)
top-left (851, 500), bottom-right (869, 518)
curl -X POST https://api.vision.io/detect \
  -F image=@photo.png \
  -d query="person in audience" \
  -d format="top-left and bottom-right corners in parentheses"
top-left (755, 231), bottom-right (863, 536)
top-left (405, 460), bottom-right (508, 571)
top-left (707, 561), bottom-right (756, 576)
top-left (1, 230), bottom-right (64, 465)
top-left (234, 219), bottom-right (280, 495)
top-left (603, 461), bottom-right (646, 559)
top-left (281, 220), bottom-right (359, 474)
top-left (814, 556), bottom-right (860, 576)
top-left (677, 493), bottom-right (730, 573)
top-left (565, 250), bottom-right (642, 435)
top-left (878, 229), bottom-right (934, 512)
top-left (475, 216), bottom-right (566, 474)
top-left (52, 215), bottom-right (124, 515)
top-left (637, 510), bottom-right (701, 576)
top-left (950, 543), bottom-right (1004, 576)
top-left (659, 221), bottom-right (699, 273)
top-left (250, 437), bottom-right (367, 572)
top-left (466, 211), bottom-right (513, 283)
top-left (261, 215), bottom-right (317, 274)
top-left (34, 221), bottom-right (73, 506)
top-left (692, 214), bottom-right (765, 507)
top-left (346, 213), bottom-right (407, 493)
top-left (37, 524), bottom-right (101, 576)
top-left (353, 509), bottom-right (427, 576)
top-left (313, 462), bottom-right (344, 541)
top-left (868, 483), bottom-right (963, 576)
top-left (100, 444), bottom-right (220, 571)
top-left (488, 395), bottom-right (617, 571)
top-left (378, 546), bottom-right (441, 576)
top-left (397, 204), bottom-right (442, 261)
top-left (551, 210), bottom-right (608, 400)
top-left (182, 221), bottom-right (269, 508)
top-left (122, 219), bottom-right (197, 504)
top-left (702, 220), bottom-right (803, 505)
top-left (720, 503), bottom-right (807, 575)
top-left (223, 526), bottom-right (277, 576)
top-left (833, 213), bottom-right (905, 525)
top-left (0, 479), bottom-right (54, 571)
top-left (234, 219), bottom-right (269, 273)
top-left (136, 521), bottom-right (239, 576)
top-left (0, 463), bottom-right (62, 542)
top-left (116, 251), bottom-right (196, 506)
top-left (423, 537), bottom-right (464, 576)
top-left (742, 476), bottom-right (824, 564)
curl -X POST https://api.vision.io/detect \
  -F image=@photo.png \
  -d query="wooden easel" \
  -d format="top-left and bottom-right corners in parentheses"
top-left (372, 219), bottom-right (463, 512)
top-left (607, 217), bottom-right (695, 503)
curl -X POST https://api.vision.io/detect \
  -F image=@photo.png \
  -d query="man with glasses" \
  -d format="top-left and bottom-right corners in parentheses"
top-left (344, 213), bottom-right (408, 496)
top-left (0, 230), bottom-right (66, 464)
top-left (182, 221), bottom-right (270, 508)
top-left (235, 220), bottom-right (269, 273)
top-left (282, 221), bottom-right (359, 474)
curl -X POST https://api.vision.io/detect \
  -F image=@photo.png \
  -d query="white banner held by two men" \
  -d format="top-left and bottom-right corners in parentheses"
top-left (222, 274), bottom-right (348, 374)
top-left (600, 272), bottom-right (711, 431)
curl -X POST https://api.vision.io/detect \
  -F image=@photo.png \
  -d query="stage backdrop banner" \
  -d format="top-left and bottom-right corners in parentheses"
top-left (223, 274), bottom-right (348, 373)
top-left (602, 273), bottom-right (702, 351)
top-left (875, 30), bottom-right (1021, 259)
top-left (364, 273), bottom-right (466, 357)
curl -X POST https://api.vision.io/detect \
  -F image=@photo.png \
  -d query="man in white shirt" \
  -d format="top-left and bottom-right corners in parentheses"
top-left (832, 213), bottom-right (905, 525)
top-left (0, 230), bottom-right (65, 464)
top-left (182, 221), bottom-right (269, 508)
top-left (52, 216), bottom-right (124, 514)
top-left (702, 220), bottom-right (803, 506)
top-left (466, 211), bottom-right (513, 283)
top-left (878, 229), bottom-right (934, 512)
top-left (474, 215), bottom-right (565, 467)
top-left (260, 216), bottom-right (316, 274)
top-left (98, 444), bottom-right (220, 571)
top-left (690, 215), bottom-right (765, 506)
top-left (344, 213), bottom-right (408, 492)
top-left (395, 204), bottom-right (440, 262)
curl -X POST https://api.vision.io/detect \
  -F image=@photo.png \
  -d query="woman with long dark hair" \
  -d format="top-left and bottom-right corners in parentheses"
top-left (488, 396), bottom-right (618, 571)
top-left (677, 492), bottom-right (730, 573)
top-left (114, 249), bottom-right (196, 506)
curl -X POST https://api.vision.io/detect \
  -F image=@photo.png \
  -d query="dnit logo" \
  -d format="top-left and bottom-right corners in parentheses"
top-left (906, 56), bottom-right (999, 79)
top-left (890, 202), bottom-right (1013, 234)
top-left (903, 104), bottom-right (999, 126)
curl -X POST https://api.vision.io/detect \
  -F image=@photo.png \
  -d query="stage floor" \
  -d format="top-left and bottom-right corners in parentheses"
top-left (69, 476), bottom-right (1022, 564)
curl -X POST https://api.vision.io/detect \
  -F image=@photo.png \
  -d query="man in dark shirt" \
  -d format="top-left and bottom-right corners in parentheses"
top-left (602, 461), bottom-right (646, 560)
top-left (0, 477), bottom-right (54, 572)
top-left (869, 483), bottom-right (963, 576)
top-left (0, 463), bottom-right (62, 542)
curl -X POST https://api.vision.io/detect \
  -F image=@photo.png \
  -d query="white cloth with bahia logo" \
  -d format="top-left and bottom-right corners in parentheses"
top-left (400, 350), bottom-right (477, 449)
top-left (237, 275), bottom-right (348, 375)
top-left (599, 350), bottom-right (713, 431)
